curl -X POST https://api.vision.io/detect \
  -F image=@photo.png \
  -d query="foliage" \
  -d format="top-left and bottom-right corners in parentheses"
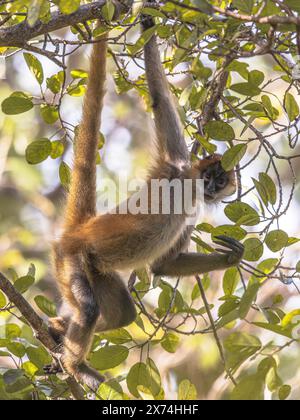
top-left (0, 0), bottom-right (300, 401)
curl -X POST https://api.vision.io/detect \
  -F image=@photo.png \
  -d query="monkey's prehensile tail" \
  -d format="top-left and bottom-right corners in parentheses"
top-left (64, 30), bottom-right (107, 230)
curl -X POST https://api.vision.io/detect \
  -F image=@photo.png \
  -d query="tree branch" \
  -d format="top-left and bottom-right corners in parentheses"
top-left (191, 55), bottom-right (233, 155)
top-left (0, 1), bottom-right (108, 47)
top-left (0, 271), bottom-right (85, 400)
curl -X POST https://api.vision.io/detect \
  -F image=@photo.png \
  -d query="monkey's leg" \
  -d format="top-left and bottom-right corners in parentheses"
top-left (48, 317), bottom-right (68, 346)
top-left (62, 272), bottom-right (104, 391)
top-left (94, 271), bottom-right (137, 332)
top-left (152, 236), bottom-right (244, 276)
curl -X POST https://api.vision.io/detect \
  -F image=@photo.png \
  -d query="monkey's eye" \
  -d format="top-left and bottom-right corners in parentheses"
top-left (217, 178), bottom-right (226, 188)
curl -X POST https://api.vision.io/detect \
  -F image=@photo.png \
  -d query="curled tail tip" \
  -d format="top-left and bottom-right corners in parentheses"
top-left (141, 0), bottom-right (157, 31)
top-left (141, 14), bottom-right (155, 31)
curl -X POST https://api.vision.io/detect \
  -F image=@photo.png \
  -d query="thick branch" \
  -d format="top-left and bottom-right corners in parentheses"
top-left (0, 1), bottom-right (107, 47)
top-left (0, 271), bottom-right (84, 400)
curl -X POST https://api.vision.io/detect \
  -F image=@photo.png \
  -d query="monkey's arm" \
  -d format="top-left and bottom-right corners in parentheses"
top-left (152, 236), bottom-right (244, 276)
top-left (142, 14), bottom-right (189, 162)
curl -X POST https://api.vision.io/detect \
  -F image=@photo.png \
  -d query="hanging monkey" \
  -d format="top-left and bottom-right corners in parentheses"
top-left (48, 11), bottom-right (244, 391)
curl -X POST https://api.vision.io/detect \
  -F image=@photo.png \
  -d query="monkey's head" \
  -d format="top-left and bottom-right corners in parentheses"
top-left (193, 154), bottom-right (236, 202)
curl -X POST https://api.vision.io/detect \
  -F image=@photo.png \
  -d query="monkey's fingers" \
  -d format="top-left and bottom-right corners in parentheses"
top-left (44, 363), bottom-right (63, 375)
top-left (213, 235), bottom-right (244, 252)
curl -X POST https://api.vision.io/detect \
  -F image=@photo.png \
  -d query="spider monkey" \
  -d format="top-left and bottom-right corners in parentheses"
top-left (48, 11), bottom-right (244, 390)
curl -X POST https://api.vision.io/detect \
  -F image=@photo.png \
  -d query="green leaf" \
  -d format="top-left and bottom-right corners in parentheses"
top-left (24, 53), bottom-right (44, 85)
top-left (223, 267), bottom-right (239, 296)
top-left (232, 0), bottom-right (254, 14)
top-left (161, 333), bottom-right (180, 353)
top-left (0, 291), bottom-right (6, 308)
top-left (285, 0), bottom-right (300, 13)
top-left (46, 72), bottom-right (64, 93)
top-left (178, 379), bottom-right (197, 400)
top-left (126, 361), bottom-right (161, 399)
top-left (251, 258), bottom-right (278, 283)
top-left (252, 178), bottom-right (268, 206)
top-left (230, 83), bottom-right (261, 97)
top-left (261, 95), bottom-right (277, 119)
top-left (27, 0), bottom-right (43, 27)
top-left (22, 361), bottom-right (38, 377)
top-left (258, 173), bottom-right (277, 205)
top-left (6, 324), bottom-right (21, 339)
top-left (226, 60), bottom-right (249, 79)
top-left (3, 369), bottom-right (24, 386)
top-left (50, 140), bottom-right (65, 159)
top-left (34, 295), bottom-right (57, 317)
top-left (243, 238), bottom-right (264, 261)
top-left (25, 138), bottom-right (52, 164)
top-left (212, 225), bottom-right (247, 241)
top-left (26, 346), bottom-right (51, 368)
top-left (252, 322), bottom-right (292, 338)
top-left (127, 26), bottom-right (157, 55)
top-left (67, 82), bottom-right (86, 97)
top-left (224, 332), bottom-right (261, 372)
top-left (225, 202), bottom-right (260, 226)
top-left (100, 328), bottom-right (132, 345)
top-left (239, 282), bottom-right (260, 319)
top-left (141, 7), bottom-right (166, 18)
top-left (14, 275), bottom-right (34, 294)
top-left (5, 377), bottom-right (32, 394)
top-left (221, 144), bottom-right (247, 171)
top-left (194, 134), bottom-right (217, 154)
top-left (70, 69), bottom-right (88, 79)
top-left (2, 95), bottom-right (34, 115)
top-left (90, 345), bottom-right (129, 370)
top-left (265, 230), bottom-right (288, 252)
top-left (204, 121), bottom-right (235, 141)
top-left (59, 0), bottom-right (80, 15)
top-left (284, 92), bottom-right (299, 122)
top-left (40, 104), bottom-right (59, 124)
top-left (191, 0), bottom-right (214, 13)
top-left (279, 384), bottom-right (291, 401)
top-left (97, 380), bottom-right (124, 400)
top-left (59, 161), bottom-right (71, 189)
top-left (7, 342), bottom-right (26, 358)
top-left (231, 374), bottom-right (265, 400)
top-left (102, 0), bottom-right (115, 22)
top-left (248, 70), bottom-right (265, 86)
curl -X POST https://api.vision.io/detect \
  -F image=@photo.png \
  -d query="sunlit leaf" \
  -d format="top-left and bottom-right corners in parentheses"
top-left (178, 379), bottom-right (197, 400)
top-left (59, 0), bottom-right (80, 14)
top-left (90, 345), bottom-right (129, 370)
top-left (24, 53), bottom-right (44, 85)
top-left (161, 333), bottom-right (180, 353)
top-left (40, 104), bottom-right (59, 124)
top-left (26, 139), bottom-right (52, 164)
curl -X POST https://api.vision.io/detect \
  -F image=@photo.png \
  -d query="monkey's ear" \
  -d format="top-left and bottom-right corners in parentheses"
top-left (193, 154), bottom-right (222, 172)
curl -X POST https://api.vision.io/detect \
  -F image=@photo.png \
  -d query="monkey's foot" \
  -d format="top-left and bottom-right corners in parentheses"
top-left (44, 360), bottom-right (63, 375)
top-left (213, 235), bottom-right (244, 265)
top-left (71, 363), bottom-right (105, 392)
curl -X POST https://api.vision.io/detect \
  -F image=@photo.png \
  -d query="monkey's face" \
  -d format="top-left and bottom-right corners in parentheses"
top-left (201, 161), bottom-right (236, 202)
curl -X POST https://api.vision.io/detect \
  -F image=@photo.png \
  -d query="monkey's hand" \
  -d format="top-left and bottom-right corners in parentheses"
top-left (213, 235), bottom-right (244, 266)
